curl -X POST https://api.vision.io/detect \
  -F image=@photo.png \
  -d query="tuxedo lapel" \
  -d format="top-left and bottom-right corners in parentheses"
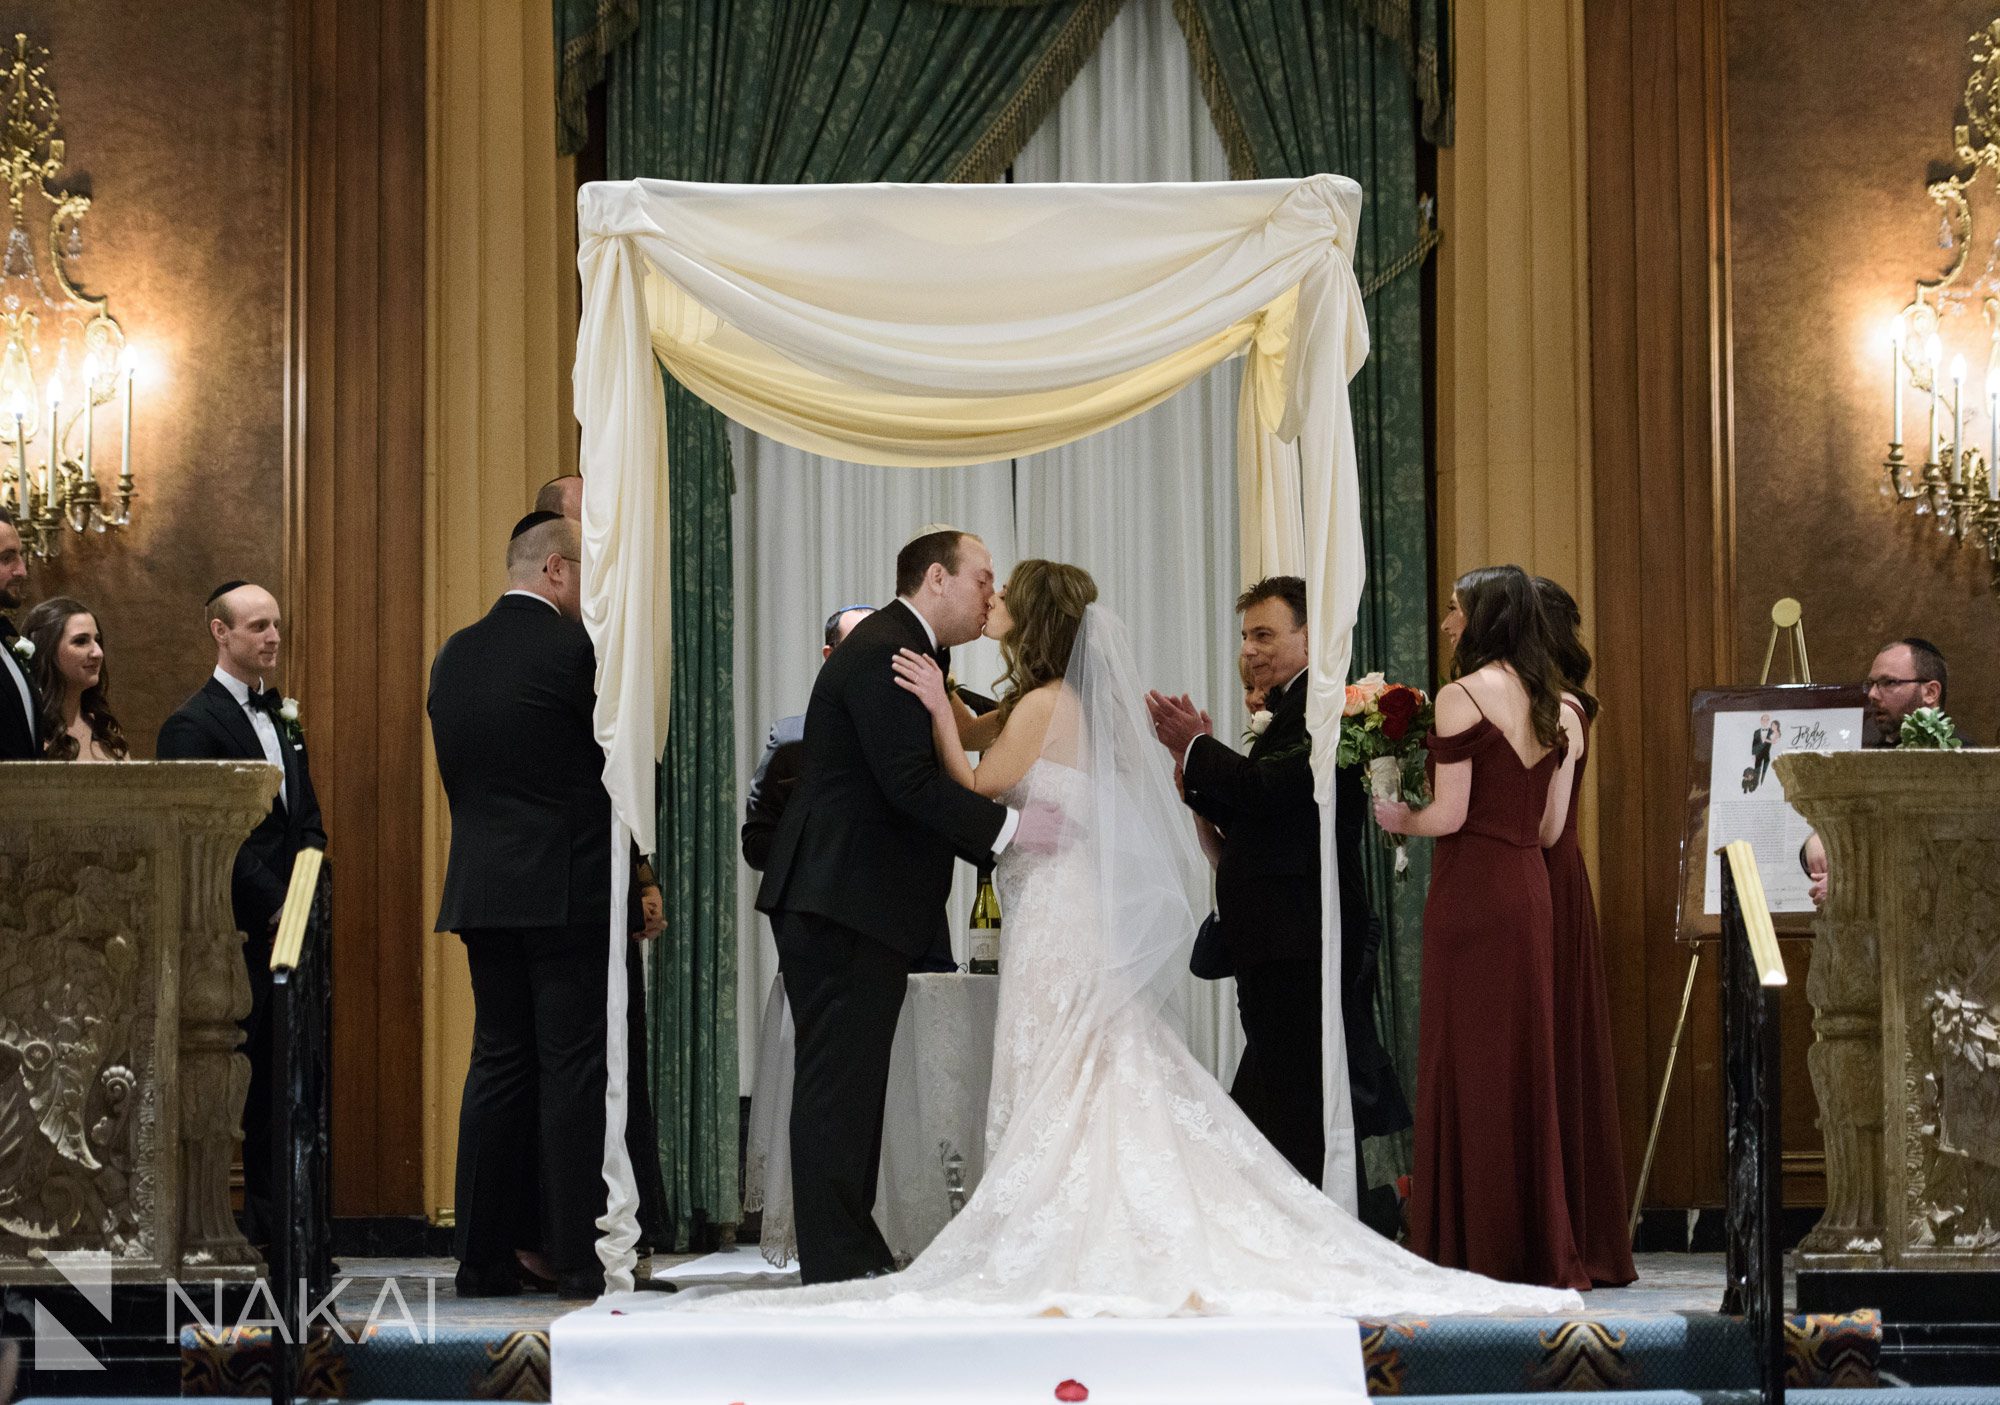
top-left (202, 678), bottom-right (288, 813)
top-left (1247, 674), bottom-right (1308, 760)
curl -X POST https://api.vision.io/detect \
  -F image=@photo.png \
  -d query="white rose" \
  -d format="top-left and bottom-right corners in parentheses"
top-left (279, 698), bottom-right (300, 724)
top-left (1247, 709), bottom-right (1274, 737)
top-left (9, 636), bottom-right (32, 662)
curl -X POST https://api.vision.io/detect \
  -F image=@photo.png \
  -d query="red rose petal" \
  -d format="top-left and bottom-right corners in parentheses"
top-left (1055, 1381), bottom-right (1089, 1402)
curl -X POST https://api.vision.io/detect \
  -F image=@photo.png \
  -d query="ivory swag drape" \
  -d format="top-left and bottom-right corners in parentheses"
top-left (574, 174), bottom-right (1371, 1288)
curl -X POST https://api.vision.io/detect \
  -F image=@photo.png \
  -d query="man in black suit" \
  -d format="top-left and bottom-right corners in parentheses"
top-left (158, 579), bottom-right (327, 1244)
top-left (0, 507), bottom-right (37, 760)
top-left (1148, 575), bottom-right (1409, 1233)
top-left (429, 511), bottom-right (664, 1299)
top-left (757, 529), bottom-right (1053, 1284)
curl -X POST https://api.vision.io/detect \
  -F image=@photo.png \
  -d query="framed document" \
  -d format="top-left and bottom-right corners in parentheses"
top-left (1674, 684), bottom-right (1865, 942)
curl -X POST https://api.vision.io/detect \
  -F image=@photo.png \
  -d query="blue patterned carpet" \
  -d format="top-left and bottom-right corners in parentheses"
top-left (171, 1253), bottom-right (1882, 1400)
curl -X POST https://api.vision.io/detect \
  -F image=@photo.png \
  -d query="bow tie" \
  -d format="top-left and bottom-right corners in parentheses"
top-left (248, 687), bottom-right (284, 716)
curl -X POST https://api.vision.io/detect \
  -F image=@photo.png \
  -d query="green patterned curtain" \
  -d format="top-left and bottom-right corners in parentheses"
top-left (582, 0), bottom-right (1125, 1247)
top-left (1174, 0), bottom-right (1448, 1159)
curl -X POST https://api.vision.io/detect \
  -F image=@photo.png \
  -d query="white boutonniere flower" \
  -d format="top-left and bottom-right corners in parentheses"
top-left (1244, 709), bottom-right (1274, 740)
top-left (278, 697), bottom-right (304, 741)
top-left (8, 635), bottom-right (31, 663)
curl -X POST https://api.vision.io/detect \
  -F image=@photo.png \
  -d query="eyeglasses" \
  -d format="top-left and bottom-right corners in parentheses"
top-left (1863, 676), bottom-right (1929, 693)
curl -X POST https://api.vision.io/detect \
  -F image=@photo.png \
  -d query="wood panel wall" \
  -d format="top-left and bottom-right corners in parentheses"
top-left (1584, 0), bottom-right (1742, 1209)
top-left (289, 0), bottom-right (428, 1216)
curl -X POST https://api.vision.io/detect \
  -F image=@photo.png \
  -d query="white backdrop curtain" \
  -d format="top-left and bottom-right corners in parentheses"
top-left (731, 0), bottom-right (1249, 1095)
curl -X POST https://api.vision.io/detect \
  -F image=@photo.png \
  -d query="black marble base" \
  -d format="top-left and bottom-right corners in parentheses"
top-left (1, 1279), bottom-right (264, 1397)
top-left (1797, 1267), bottom-right (2000, 1321)
top-left (1799, 1269), bottom-right (2000, 1387)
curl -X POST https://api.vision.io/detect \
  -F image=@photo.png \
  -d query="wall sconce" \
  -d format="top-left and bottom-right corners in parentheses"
top-left (0, 33), bottom-right (140, 560)
top-left (1881, 19), bottom-right (2000, 595)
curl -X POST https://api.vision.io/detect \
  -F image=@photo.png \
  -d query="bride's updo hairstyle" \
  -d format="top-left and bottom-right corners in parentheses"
top-left (994, 559), bottom-right (1098, 724)
top-left (1449, 564), bottom-right (1565, 750)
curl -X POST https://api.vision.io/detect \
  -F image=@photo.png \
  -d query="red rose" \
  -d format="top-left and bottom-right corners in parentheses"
top-left (1377, 685), bottom-right (1420, 741)
top-left (1055, 1382), bottom-right (1090, 1402)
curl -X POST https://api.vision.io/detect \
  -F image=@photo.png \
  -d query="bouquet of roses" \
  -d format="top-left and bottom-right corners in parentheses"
top-left (1335, 672), bottom-right (1433, 876)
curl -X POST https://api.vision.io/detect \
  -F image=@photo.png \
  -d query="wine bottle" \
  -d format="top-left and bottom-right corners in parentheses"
top-left (968, 875), bottom-right (1001, 974)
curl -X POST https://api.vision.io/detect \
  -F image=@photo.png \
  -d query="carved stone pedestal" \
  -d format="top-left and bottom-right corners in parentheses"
top-left (0, 760), bottom-right (281, 1289)
top-left (1777, 749), bottom-right (2000, 1358)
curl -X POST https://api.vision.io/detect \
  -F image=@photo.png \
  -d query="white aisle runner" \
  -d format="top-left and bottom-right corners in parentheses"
top-left (551, 1293), bottom-right (1367, 1405)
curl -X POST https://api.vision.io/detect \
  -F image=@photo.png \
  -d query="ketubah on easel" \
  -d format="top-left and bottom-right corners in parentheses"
top-left (1625, 599), bottom-right (1856, 1238)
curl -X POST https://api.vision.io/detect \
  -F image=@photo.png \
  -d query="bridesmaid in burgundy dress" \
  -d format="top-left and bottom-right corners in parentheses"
top-left (1375, 565), bottom-right (1587, 1291)
top-left (1534, 577), bottom-right (1637, 1287)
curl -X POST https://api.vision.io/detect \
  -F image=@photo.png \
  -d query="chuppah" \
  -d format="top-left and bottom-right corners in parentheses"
top-left (550, 171), bottom-right (1582, 1402)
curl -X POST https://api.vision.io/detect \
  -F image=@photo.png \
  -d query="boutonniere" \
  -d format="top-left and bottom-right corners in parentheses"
top-left (7, 635), bottom-right (31, 664)
top-left (1241, 709), bottom-right (1273, 744)
top-left (277, 697), bottom-right (304, 741)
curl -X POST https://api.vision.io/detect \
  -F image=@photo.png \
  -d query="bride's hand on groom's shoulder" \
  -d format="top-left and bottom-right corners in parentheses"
top-left (892, 648), bottom-right (950, 715)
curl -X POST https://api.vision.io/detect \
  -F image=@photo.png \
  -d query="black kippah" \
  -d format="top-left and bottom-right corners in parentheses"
top-left (511, 510), bottom-right (562, 541)
top-left (205, 579), bottom-right (250, 606)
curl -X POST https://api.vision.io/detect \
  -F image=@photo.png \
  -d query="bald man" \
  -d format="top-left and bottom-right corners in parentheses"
top-left (535, 473), bottom-right (583, 520)
top-left (159, 578), bottom-right (327, 1246)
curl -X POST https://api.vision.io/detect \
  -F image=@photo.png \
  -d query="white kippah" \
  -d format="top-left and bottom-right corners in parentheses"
top-left (906, 521), bottom-right (961, 545)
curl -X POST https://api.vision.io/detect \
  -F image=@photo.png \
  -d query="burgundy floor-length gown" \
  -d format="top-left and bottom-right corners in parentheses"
top-left (1546, 700), bottom-right (1638, 1286)
top-left (1411, 714), bottom-right (1589, 1291)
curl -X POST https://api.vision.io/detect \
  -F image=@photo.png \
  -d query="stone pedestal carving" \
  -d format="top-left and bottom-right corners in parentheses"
top-left (0, 760), bottom-right (281, 1286)
top-left (1777, 749), bottom-right (2000, 1272)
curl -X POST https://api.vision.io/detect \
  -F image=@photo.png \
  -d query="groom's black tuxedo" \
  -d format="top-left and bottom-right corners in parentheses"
top-left (0, 616), bottom-right (41, 760)
top-left (158, 670), bottom-right (327, 1244)
top-left (1182, 670), bottom-right (1411, 1201)
top-left (757, 600), bottom-right (1006, 956)
top-left (758, 598), bottom-right (1009, 1284)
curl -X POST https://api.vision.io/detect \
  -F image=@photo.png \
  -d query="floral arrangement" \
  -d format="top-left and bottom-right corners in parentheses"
top-left (1899, 706), bottom-right (1962, 750)
top-left (8, 635), bottom-right (31, 663)
top-left (1336, 672), bottom-right (1433, 875)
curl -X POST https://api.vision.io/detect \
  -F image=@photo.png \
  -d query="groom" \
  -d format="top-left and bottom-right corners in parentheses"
top-left (757, 528), bottom-right (1047, 1284)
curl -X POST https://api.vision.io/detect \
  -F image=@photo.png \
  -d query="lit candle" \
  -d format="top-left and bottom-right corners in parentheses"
top-left (1890, 319), bottom-right (1905, 445)
top-left (1991, 370), bottom-right (2000, 504)
top-left (1926, 334), bottom-right (1942, 463)
top-left (80, 355), bottom-right (95, 484)
top-left (10, 403), bottom-right (22, 511)
top-left (1953, 355), bottom-right (1967, 484)
top-left (120, 360), bottom-right (132, 485)
top-left (45, 377), bottom-right (60, 499)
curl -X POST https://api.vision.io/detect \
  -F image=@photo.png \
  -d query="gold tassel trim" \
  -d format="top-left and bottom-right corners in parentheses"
top-left (1345, 0), bottom-right (1452, 147)
top-left (948, 0), bottom-right (1130, 184)
top-left (557, 0), bottom-right (640, 158)
top-left (1171, 0), bottom-right (1262, 180)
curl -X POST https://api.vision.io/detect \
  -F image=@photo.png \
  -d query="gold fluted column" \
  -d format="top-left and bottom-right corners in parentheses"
top-left (423, 0), bottom-right (581, 1221)
top-left (1436, 0), bottom-right (1597, 867)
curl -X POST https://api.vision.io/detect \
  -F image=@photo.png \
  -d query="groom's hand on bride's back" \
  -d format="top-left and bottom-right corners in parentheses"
top-left (1012, 799), bottom-right (1069, 855)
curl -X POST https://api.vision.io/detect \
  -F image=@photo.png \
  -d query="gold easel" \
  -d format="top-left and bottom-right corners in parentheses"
top-left (1627, 599), bottom-right (1810, 1241)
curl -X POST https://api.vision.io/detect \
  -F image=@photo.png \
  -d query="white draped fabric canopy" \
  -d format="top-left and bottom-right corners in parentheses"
top-left (574, 175), bottom-right (1372, 1289)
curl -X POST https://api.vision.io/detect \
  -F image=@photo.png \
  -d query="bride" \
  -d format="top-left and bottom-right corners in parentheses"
top-left (692, 560), bottom-right (1580, 1319)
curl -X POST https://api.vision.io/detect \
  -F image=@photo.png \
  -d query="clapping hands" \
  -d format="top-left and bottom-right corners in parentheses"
top-left (1145, 690), bottom-right (1213, 757)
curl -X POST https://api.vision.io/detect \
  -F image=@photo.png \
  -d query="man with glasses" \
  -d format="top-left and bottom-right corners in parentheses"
top-left (1860, 637), bottom-right (1964, 746)
top-left (1803, 636), bottom-right (1969, 904)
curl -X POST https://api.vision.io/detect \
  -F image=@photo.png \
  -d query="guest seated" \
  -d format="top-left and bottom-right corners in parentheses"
top-left (1802, 636), bottom-right (1967, 905)
top-left (23, 597), bottom-right (130, 761)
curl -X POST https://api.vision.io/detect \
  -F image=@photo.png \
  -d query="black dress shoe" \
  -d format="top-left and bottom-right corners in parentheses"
top-left (454, 1262), bottom-right (524, 1299)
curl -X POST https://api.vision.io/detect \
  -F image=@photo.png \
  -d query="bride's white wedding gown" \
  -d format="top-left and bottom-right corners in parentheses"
top-left (691, 757), bottom-right (1581, 1319)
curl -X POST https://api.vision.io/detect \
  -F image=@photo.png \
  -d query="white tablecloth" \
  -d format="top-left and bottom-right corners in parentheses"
top-left (744, 972), bottom-right (1000, 1266)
